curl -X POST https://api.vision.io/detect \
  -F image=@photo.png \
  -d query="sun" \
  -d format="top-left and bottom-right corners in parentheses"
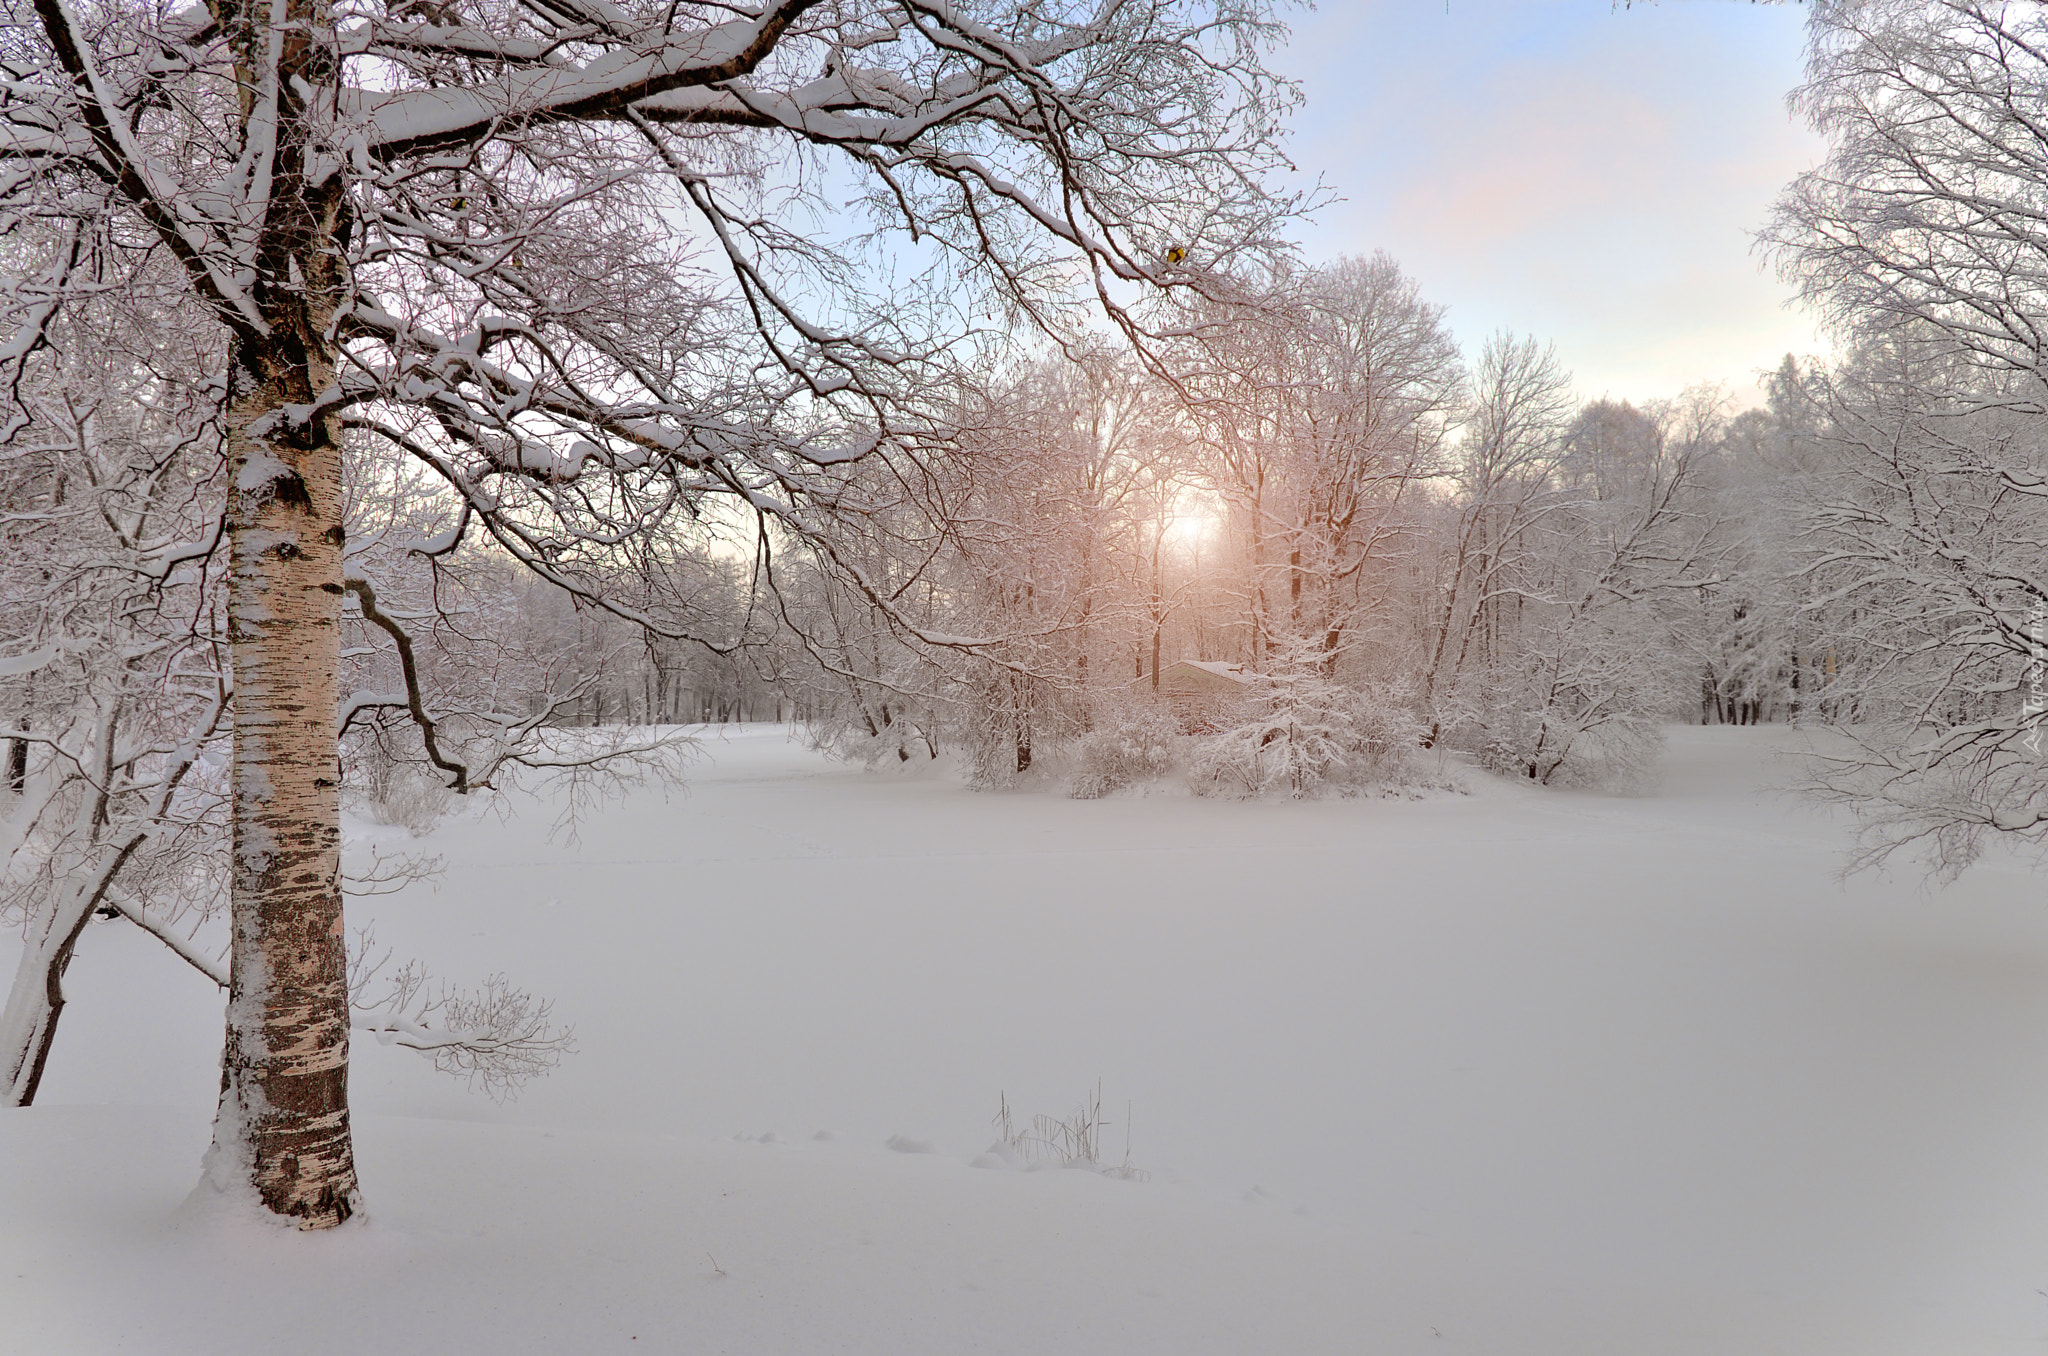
top-left (1162, 495), bottom-right (1223, 547)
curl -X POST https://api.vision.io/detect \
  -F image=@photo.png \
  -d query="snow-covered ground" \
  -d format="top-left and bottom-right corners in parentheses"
top-left (5, 725), bottom-right (2046, 1354)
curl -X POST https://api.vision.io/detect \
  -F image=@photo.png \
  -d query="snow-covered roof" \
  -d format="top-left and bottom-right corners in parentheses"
top-left (1133, 660), bottom-right (1255, 696)
top-left (1176, 660), bottom-right (1252, 684)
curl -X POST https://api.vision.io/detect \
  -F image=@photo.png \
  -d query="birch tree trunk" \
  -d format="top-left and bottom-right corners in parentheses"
top-left (207, 334), bottom-right (358, 1225)
top-left (202, 5), bottom-right (361, 1217)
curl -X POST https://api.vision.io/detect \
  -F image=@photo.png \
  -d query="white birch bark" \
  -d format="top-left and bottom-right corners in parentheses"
top-left (207, 352), bottom-right (359, 1225)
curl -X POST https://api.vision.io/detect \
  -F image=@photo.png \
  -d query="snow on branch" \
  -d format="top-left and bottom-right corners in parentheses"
top-left (343, 575), bottom-right (476, 792)
top-left (112, 906), bottom-right (572, 1099)
top-left (348, 931), bottom-right (573, 1099)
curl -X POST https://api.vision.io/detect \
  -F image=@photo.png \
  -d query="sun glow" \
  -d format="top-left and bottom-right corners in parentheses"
top-left (1162, 494), bottom-right (1224, 548)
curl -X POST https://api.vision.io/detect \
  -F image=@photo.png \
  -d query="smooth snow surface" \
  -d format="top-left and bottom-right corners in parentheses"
top-left (5, 726), bottom-right (2046, 1354)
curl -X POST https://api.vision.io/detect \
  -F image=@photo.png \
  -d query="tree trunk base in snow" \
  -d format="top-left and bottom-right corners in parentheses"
top-left (208, 1075), bottom-right (360, 1228)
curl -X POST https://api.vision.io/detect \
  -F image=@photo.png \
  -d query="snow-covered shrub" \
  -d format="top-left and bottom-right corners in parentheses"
top-left (806, 699), bottom-right (943, 769)
top-left (1187, 666), bottom-right (1426, 800)
top-left (958, 666), bottom-right (1080, 790)
top-left (375, 764), bottom-right (455, 836)
top-left (1067, 705), bottom-right (1183, 798)
top-left (346, 736), bottom-right (455, 836)
top-left (981, 1086), bottom-right (1146, 1180)
top-left (962, 716), bottom-right (1037, 789)
top-left (1474, 701), bottom-right (1663, 790)
top-left (1464, 627), bottom-right (1671, 792)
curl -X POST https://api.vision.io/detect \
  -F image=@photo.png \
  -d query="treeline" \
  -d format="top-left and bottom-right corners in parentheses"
top-left (289, 246), bottom-right (2011, 815)
top-left (749, 259), bottom-right (1844, 792)
top-left (5, 1), bottom-right (2044, 979)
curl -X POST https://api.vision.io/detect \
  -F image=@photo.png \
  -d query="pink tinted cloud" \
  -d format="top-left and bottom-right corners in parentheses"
top-left (1384, 80), bottom-right (1679, 255)
top-left (1287, 4), bottom-right (1831, 406)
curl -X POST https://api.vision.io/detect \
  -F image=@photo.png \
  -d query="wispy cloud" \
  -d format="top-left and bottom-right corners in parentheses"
top-left (1281, 0), bottom-right (1830, 408)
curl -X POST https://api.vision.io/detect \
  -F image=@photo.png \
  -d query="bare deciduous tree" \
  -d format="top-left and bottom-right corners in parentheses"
top-left (1189, 254), bottom-right (1463, 673)
top-left (2, 0), bottom-right (1298, 1222)
top-left (1766, 0), bottom-right (2048, 871)
top-left (1417, 331), bottom-right (1575, 746)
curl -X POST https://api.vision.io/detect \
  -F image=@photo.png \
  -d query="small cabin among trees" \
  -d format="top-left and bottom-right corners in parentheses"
top-left (1153, 660), bottom-right (1254, 730)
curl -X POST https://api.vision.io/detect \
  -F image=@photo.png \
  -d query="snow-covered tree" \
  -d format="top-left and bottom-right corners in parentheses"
top-left (1185, 641), bottom-right (1421, 799)
top-left (1765, 0), bottom-right (2048, 870)
top-left (1681, 405), bottom-right (1805, 727)
top-left (2, 0), bottom-right (1300, 1223)
top-left (0, 240), bottom-right (230, 1105)
top-left (941, 350), bottom-right (1176, 779)
top-left (1468, 390), bottom-right (1729, 786)
top-left (783, 345), bottom-right (1181, 783)
top-left (0, 255), bottom-right (579, 1109)
top-left (1772, 346), bottom-right (2048, 875)
top-left (1415, 331), bottom-right (1575, 746)
top-left (1189, 254), bottom-right (1463, 672)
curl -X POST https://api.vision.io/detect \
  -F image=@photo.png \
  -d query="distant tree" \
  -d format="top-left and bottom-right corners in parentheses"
top-left (940, 354), bottom-right (1163, 781)
top-left (1416, 332), bottom-right (1575, 746)
top-left (1682, 405), bottom-right (1803, 728)
top-left (1191, 254), bottom-right (1463, 674)
top-left (785, 345), bottom-right (1181, 783)
top-left (1473, 390), bottom-right (1729, 786)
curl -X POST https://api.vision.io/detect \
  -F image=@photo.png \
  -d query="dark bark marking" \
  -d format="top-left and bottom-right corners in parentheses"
top-left (269, 469), bottom-right (313, 510)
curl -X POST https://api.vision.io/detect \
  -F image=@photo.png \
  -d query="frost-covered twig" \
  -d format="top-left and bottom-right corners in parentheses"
top-left (346, 930), bottom-right (573, 1099)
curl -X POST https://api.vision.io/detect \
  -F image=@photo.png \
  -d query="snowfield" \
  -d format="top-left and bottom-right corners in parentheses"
top-left (4, 725), bottom-right (2046, 1354)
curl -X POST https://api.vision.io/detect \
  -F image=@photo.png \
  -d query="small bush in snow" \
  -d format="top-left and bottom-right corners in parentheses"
top-left (806, 701), bottom-right (941, 769)
top-left (1474, 704), bottom-right (1663, 791)
top-left (349, 741), bottom-right (456, 836)
top-left (1187, 667), bottom-right (1426, 800)
top-left (982, 1085), bottom-right (1146, 1180)
top-left (1067, 705), bottom-right (1183, 798)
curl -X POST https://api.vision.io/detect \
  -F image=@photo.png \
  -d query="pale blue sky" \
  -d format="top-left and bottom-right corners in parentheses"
top-left (1277, 0), bottom-right (1828, 410)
